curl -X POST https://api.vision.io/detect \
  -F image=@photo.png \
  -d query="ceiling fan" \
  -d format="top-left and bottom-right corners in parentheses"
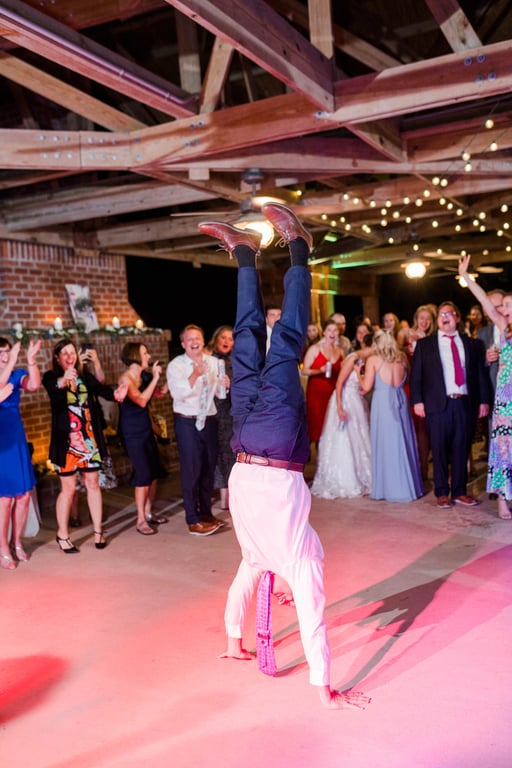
top-left (169, 168), bottom-right (287, 247)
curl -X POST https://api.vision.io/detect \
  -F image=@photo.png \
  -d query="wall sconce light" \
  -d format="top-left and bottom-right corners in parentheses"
top-left (401, 260), bottom-right (429, 279)
top-left (54, 316), bottom-right (63, 331)
top-left (112, 316), bottom-right (120, 329)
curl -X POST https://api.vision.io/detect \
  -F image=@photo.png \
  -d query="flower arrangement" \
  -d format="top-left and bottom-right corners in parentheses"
top-left (0, 323), bottom-right (163, 345)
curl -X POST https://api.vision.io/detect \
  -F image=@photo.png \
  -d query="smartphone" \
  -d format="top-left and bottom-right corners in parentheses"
top-left (80, 343), bottom-right (93, 354)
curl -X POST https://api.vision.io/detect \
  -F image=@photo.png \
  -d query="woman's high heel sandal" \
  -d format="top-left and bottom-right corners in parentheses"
top-left (14, 545), bottom-right (30, 562)
top-left (94, 530), bottom-right (107, 550)
top-left (1, 552), bottom-right (17, 570)
top-left (56, 535), bottom-right (79, 554)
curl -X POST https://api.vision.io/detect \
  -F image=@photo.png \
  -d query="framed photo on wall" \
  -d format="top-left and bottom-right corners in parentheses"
top-left (65, 283), bottom-right (100, 332)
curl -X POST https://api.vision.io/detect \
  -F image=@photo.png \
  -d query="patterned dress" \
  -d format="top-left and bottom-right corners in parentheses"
top-left (487, 333), bottom-right (512, 500)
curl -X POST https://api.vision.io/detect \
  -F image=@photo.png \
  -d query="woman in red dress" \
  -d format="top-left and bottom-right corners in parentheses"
top-left (302, 320), bottom-right (344, 446)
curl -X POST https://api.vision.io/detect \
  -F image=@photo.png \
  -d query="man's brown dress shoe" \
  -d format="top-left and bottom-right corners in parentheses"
top-left (198, 222), bottom-right (261, 254)
top-left (453, 495), bottom-right (479, 506)
top-left (261, 203), bottom-right (313, 248)
top-left (188, 521), bottom-right (222, 536)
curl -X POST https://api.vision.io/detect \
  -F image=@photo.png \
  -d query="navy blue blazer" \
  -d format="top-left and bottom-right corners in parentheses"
top-left (477, 324), bottom-right (499, 393)
top-left (409, 332), bottom-right (490, 416)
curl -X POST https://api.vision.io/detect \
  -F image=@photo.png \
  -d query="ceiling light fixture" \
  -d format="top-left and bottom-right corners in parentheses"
top-left (234, 211), bottom-right (275, 248)
top-left (233, 168), bottom-right (276, 248)
top-left (401, 259), bottom-right (429, 279)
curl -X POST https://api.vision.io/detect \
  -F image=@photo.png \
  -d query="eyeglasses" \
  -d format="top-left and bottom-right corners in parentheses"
top-left (439, 311), bottom-right (455, 317)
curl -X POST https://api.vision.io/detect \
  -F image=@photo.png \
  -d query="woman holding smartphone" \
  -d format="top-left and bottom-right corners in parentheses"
top-left (43, 340), bottom-right (127, 553)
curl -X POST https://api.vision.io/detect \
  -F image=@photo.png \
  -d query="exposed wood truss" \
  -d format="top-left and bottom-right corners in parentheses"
top-left (0, 0), bottom-right (510, 276)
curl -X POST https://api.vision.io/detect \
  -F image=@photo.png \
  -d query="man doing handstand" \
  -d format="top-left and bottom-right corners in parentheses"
top-left (199, 204), bottom-right (369, 710)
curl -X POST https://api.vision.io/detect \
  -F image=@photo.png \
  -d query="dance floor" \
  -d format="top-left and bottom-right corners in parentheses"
top-left (2, 457), bottom-right (512, 768)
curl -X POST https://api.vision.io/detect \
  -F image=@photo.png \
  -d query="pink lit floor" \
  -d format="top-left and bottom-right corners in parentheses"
top-left (2, 461), bottom-right (512, 768)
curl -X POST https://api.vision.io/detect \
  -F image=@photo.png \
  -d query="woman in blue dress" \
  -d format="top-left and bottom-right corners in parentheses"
top-left (0, 337), bottom-right (42, 570)
top-left (459, 254), bottom-right (512, 520)
top-left (359, 330), bottom-right (424, 503)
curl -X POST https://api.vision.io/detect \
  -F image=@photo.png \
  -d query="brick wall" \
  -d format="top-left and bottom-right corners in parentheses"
top-left (0, 240), bottom-right (173, 467)
top-left (0, 240), bottom-right (139, 329)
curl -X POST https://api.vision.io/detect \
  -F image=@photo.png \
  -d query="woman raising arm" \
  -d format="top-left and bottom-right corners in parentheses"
top-left (459, 255), bottom-right (512, 519)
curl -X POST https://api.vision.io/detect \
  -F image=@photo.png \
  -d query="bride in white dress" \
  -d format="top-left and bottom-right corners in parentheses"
top-left (311, 327), bottom-right (373, 499)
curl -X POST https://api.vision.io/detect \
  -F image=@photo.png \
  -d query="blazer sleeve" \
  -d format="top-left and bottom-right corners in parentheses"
top-left (473, 337), bottom-right (491, 406)
top-left (409, 341), bottom-right (424, 406)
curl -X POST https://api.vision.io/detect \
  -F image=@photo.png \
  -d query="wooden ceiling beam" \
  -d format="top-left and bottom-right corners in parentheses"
top-left (20, 0), bottom-right (164, 31)
top-left (2, 182), bottom-right (218, 229)
top-left (163, 0), bottom-right (335, 110)
top-left (308, 0), bottom-right (334, 60)
top-left (0, 52), bottom-right (146, 131)
top-left (176, 11), bottom-right (202, 94)
top-left (0, 39), bottom-right (510, 174)
top-left (0, 0), bottom-right (196, 119)
top-left (199, 36), bottom-right (234, 113)
top-left (332, 40), bottom-right (512, 121)
top-left (269, 0), bottom-right (401, 70)
top-left (424, 0), bottom-right (482, 52)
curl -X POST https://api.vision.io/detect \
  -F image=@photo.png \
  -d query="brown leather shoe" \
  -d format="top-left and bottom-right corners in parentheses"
top-left (261, 203), bottom-right (313, 248)
top-left (188, 520), bottom-right (222, 536)
top-left (437, 495), bottom-right (452, 509)
top-left (198, 221), bottom-right (261, 254)
top-left (453, 495), bottom-right (479, 506)
top-left (204, 515), bottom-right (226, 528)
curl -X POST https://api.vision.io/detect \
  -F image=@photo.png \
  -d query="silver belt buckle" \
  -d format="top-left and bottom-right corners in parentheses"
top-left (251, 454), bottom-right (269, 466)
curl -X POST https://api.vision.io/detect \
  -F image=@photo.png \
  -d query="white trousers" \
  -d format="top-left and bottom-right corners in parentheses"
top-left (225, 463), bottom-right (331, 686)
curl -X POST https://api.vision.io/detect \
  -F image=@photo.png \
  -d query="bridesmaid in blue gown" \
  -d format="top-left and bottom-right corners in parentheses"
top-left (359, 330), bottom-right (424, 503)
top-left (0, 337), bottom-right (42, 570)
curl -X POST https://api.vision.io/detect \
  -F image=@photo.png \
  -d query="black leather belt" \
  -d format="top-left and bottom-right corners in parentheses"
top-left (236, 452), bottom-right (305, 473)
top-left (447, 394), bottom-right (467, 399)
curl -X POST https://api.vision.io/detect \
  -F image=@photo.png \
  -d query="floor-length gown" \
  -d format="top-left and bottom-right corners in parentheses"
top-left (370, 366), bottom-right (423, 502)
top-left (487, 333), bottom-right (512, 499)
top-left (311, 368), bottom-right (371, 498)
top-left (306, 350), bottom-right (341, 442)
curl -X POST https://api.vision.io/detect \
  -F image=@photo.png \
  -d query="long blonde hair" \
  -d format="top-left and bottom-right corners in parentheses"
top-left (373, 329), bottom-right (405, 363)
